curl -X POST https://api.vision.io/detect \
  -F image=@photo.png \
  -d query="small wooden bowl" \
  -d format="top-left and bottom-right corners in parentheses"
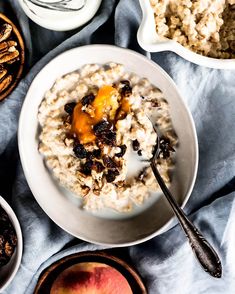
top-left (34, 251), bottom-right (147, 294)
top-left (0, 13), bottom-right (25, 102)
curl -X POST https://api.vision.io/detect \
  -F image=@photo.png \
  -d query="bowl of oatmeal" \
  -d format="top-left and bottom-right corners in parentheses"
top-left (18, 45), bottom-right (198, 246)
top-left (137, 0), bottom-right (235, 69)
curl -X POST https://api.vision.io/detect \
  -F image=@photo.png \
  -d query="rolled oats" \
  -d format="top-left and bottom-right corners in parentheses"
top-left (150, 0), bottom-right (235, 58)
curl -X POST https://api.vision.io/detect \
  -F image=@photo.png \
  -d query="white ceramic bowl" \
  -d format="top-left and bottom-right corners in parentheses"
top-left (17, 0), bottom-right (102, 31)
top-left (18, 45), bottom-right (198, 246)
top-left (0, 196), bottom-right (23, 292)
top-left (137, 0), bottom-right (235, 69)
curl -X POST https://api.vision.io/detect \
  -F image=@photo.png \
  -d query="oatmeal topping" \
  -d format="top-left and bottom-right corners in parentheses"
top-left (38, 63), bottom-right (177, 212)
top-left (71, 85), bottom-right (121, 144)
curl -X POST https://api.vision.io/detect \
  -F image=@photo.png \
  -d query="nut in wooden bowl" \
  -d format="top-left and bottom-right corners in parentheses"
top-left (0, 13), bottom-right (25, 102)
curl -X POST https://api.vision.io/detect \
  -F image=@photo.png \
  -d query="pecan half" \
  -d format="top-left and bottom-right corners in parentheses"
top-left (0, 75), bottom-right (12, 93)
top-left (7, 57), bottom-right (20, 65)
top-left (0, 24), bottom-right (12, 43)
top-left (0, 68), bottom-right (7, 80)
top-left (0, 41), bottom-right (17, 53)
top-left (0, 50), bottom-right (19, 64)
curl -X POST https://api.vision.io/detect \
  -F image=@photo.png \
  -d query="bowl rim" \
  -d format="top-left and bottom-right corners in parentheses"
top-left (0, 196), bottom-right (23, 292)
top-left (137, 0), bottom-right (235, 69)
top-left (18, 44), bottom-right (198, 246)
top-left (0, 13), bottom-right (25, 102)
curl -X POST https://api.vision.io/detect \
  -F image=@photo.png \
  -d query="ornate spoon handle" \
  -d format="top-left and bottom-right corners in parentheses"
top-left (150, 161), bottom-right (222, 278)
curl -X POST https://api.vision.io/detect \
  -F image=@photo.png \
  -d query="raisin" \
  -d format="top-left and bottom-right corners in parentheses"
top-left (93, 120), bottom-right (112, 135)
top-left (159, 137), bottom-right (175, 159)
top-left (115, 108), bottom-right (127, 121)
top-left (97, 130), bottom-right (116, 146)
top-left (115, 145), bottom-right (127, 157)
top-left (64, 102), bottom-right (76, 115)
top-left (92, 161), bottom-right (105, 173)
top-left (120, 80), bottom-right (132, 97)
top-left (103, 156), bottom-right (117, 169)
top-left (132, 139), bottom-right (140, 151)
top-left (112, 168), bottom-right (120, 176)
top-left (103, 130), bottom-right (116, 146)
top-left (104, 64), bottom-right (111, 70)
top-left (81, 93), bottom-right (95, 106)
top-left (105, 170), bottom-right (117, 183)
top-left (86, 151), bottom-right (94, 160)
top-left (73, 144), bottom-right (87, 159)
top-left (137, 150), bottom-right (142, 156)
top-left (92, 149), bottom-right (101, 159)
top-left (80, 160), bottom-right (93, 175)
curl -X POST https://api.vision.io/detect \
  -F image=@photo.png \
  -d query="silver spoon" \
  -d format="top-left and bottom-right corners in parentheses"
top-left (149, 123), bottom-right (222, 278)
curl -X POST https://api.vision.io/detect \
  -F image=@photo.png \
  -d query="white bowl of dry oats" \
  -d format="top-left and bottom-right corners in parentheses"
top-left (138, 0), bottom-right (235, 69)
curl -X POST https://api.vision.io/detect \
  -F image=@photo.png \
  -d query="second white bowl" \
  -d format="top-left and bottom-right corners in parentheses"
top-left (137, 0), bottom-right (235, 69)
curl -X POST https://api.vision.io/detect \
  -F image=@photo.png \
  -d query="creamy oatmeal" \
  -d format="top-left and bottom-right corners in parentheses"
top-left (150, 0), bottom-right (235, 58)
top-left (38, 63), bottom-right (177, 212)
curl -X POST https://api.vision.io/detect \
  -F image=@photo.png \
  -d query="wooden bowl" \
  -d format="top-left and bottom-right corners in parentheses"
top-left (0, 13), bottom-right (25, 102)
top-left (34, 250), bottom-right (147, 294)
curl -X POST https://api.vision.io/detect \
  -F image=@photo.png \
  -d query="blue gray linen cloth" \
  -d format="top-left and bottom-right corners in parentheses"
top-left (0, 0), bottom-right (235, 293)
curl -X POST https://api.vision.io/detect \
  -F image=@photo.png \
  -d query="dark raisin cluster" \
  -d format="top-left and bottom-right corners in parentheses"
top-left (73, 142), bottom-right (104, 176)
top-left (103, 155), bottom-right (120, 183)
top-left (0, 205), bottom-right (17, 267)
top-left (159, 137), bottom-right (175, 159)
top-left (93, 120), bottom-right (116, 147)
top-left (80, 159), bottom-right (105, 176)
top-left (65, 88), bottom-right (132, 184)
top-left (64, 92), bottom-right (95, 116)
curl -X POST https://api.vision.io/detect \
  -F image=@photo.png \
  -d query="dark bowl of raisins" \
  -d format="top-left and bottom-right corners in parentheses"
top-left (0, 196), bottom-right (23, 291)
